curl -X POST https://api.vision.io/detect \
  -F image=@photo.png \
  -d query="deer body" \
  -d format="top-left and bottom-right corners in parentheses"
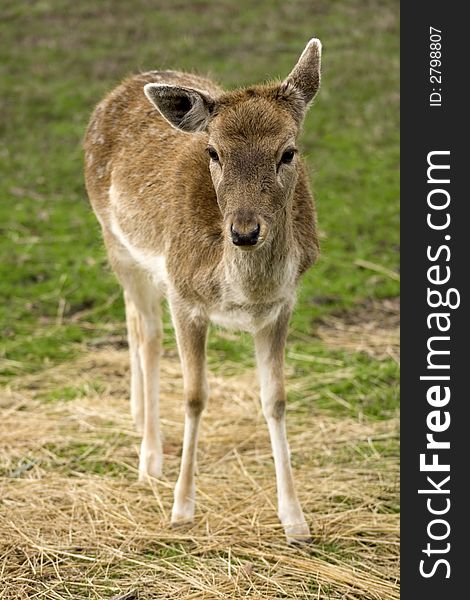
top-left (84, 40), bottom-right (322, 543)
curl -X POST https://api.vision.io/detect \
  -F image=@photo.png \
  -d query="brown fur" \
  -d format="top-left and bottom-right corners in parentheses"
top-left (85, 75), bottom-right (318, 300)
top-left (84, 39), bottom-right (322, 542)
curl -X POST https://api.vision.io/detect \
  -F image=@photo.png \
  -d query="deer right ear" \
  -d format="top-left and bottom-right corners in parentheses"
top-left (144, 84), bottom-right (216, 133)
top-left (282, 38), bottom-right (322, 107)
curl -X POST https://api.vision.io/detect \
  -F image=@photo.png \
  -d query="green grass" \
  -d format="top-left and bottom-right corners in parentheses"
top-left (0, 0), bottom-right (399, 421)
top-left (39, 380), bottom-right (105, 402)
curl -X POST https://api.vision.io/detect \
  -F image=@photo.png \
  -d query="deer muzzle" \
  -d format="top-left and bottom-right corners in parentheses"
top-left (227, 210), bottom-right (267, 249)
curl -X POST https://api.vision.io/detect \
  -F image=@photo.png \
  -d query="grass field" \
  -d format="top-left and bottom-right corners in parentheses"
top-left (0, 0), bottom-right (399, 598)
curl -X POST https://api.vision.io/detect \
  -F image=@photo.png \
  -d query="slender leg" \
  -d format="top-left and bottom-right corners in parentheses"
top-left (122, 282), bottom-right (163, 480)
top-left (254, 308), bottom-right (311, 543)
top-left (125, 292), bottom-right (144, 432)
top-left (170, 301), bottom-right (209, 524)
top-left (137, 299), bottom-right (163, 480)
top-left (107, 241), bottom-right (163, 481)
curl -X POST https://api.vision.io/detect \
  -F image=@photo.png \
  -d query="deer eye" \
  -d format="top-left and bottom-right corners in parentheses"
top-left (280, 148), bottom-right (297, 164)
top-left (207, 147), bottom-right (219, 162)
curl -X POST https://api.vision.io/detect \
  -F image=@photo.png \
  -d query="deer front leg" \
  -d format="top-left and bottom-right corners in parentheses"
top-left (254, 308), bottom-right (311, 544)
top-left (170, 302), bottom-right (209, 525)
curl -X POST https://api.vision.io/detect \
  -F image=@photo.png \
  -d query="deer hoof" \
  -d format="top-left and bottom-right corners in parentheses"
top-left (138, 447), bottom-right (163, 480)
top-left (170, 505), bottom-right (195, 527)
top-left (170, 514), bottom-right (194, 528)
top-left (283, 520), bottom-right (312, 545)
top-left (171, 491), bottom-right (195, 526)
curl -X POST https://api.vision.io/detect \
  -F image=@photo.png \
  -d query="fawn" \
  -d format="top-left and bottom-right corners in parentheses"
top-left (84, 38), bottom-right (322, 543)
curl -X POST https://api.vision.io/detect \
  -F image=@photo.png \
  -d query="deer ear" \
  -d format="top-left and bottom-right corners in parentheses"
top-left (144, 84), bottom-right (216, 132)
top-left (282, 38), bottom-right (322, 106)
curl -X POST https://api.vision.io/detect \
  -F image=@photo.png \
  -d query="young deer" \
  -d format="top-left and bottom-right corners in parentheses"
top-left (84, 39), bottom-right (321, 543)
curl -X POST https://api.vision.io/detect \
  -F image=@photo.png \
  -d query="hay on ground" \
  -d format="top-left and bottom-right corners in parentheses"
top-left (316, 298), bottom-right (400, 362)
top-left (1, 349), bottom-right (399, 599)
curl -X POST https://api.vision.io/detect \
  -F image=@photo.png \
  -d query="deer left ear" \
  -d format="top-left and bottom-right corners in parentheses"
top-left (282, 38), bottom-right (322, 107)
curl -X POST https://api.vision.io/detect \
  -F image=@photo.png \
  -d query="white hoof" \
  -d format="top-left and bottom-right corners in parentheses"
top-left (170, 509), bottom-right (194, 527)
top-left (171, 483), bottom-right (195, 525)
top-left (280, 507), bottom-right (312, 544)
top-left (138, 445), bottom-right (162, 480)
top-left (284, 520), bottom-right (312, 545)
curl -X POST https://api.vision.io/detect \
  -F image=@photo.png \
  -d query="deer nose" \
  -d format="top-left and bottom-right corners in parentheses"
top-left (230, 223), bottom-right (260, 246)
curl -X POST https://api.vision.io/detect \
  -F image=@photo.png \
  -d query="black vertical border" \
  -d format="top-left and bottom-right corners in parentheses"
top-left (401, 3), bottom-right (467, 598)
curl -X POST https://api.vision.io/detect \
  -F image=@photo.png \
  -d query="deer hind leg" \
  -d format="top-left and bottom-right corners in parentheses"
top-left (169, 301), bottom-right (209, 525)
top-left (136, 297), bottom-right (163, 481)
top-left (254, 309), bottom-right (311, 544)
top-left (125, 292), bottom-right (144, 432)
top-left (117, 268), bottom-right (163, 480)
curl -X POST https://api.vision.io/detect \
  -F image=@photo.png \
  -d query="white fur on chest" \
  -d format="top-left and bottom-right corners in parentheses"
top-left (208, 262), bottom-right (297, 333)
top-left (209, 302), bottom-right (286, 333)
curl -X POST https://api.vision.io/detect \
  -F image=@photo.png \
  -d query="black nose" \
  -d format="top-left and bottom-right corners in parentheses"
top-left (231, 224), bottom-right (260, 246)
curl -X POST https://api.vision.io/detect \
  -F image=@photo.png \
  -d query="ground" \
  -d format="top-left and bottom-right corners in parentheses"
top-left (2, 306), bottom-right (399, 598)
top-left (0, 0), bottom-right (399, 598)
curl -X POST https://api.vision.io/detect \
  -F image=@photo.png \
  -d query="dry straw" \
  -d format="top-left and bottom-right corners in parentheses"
top-left (315, 299), bottom-right (400, 364)
top-left (1, 316), bottom-right (399, 598)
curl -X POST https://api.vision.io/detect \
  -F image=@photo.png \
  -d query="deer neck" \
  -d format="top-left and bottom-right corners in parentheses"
top-left (222, 205), bottom-right (297, 302)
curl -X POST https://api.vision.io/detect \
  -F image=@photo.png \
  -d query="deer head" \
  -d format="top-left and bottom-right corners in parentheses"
top-left (144, 39), bottom-right (322, 251)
